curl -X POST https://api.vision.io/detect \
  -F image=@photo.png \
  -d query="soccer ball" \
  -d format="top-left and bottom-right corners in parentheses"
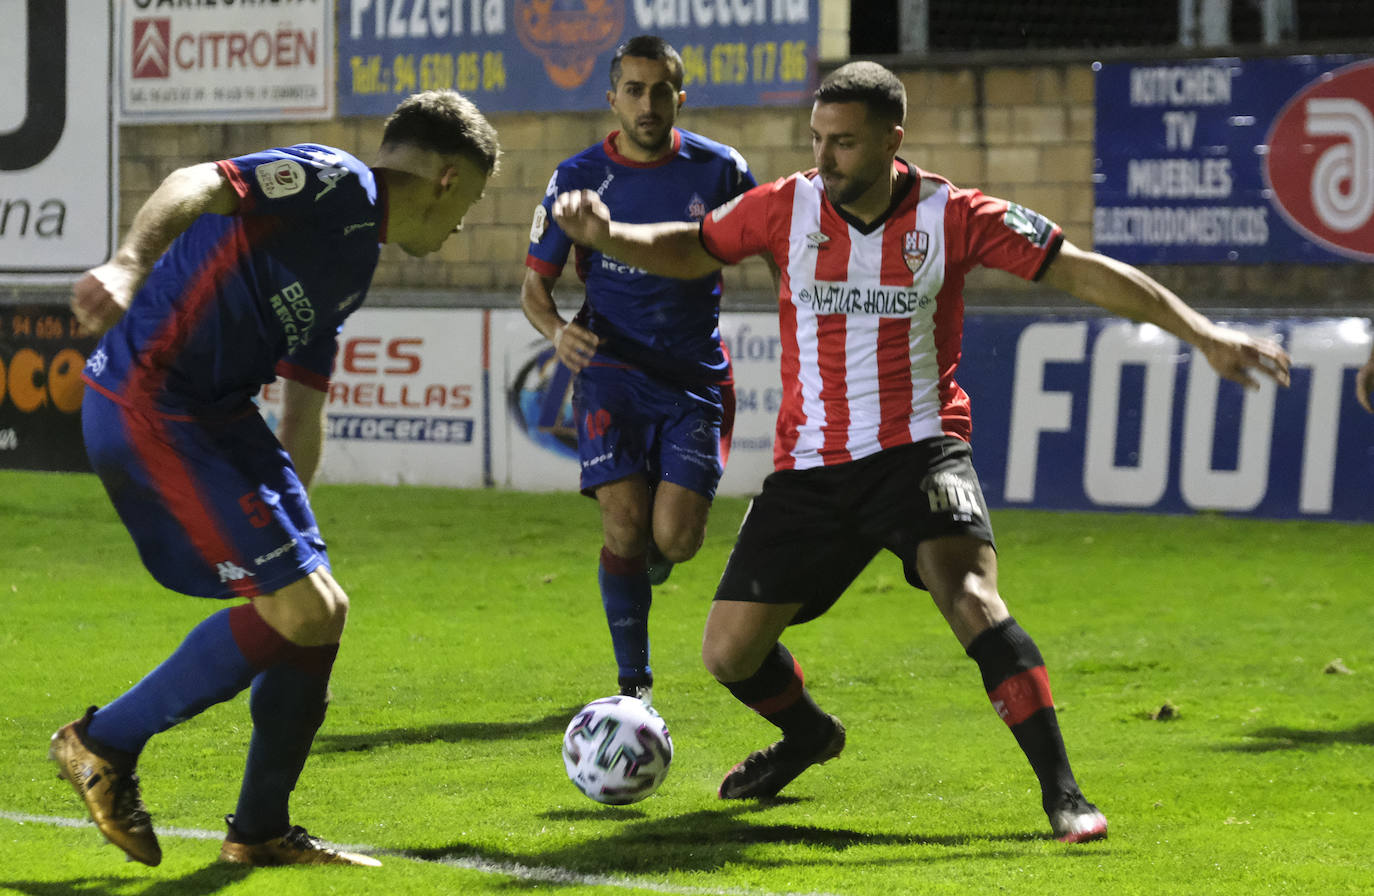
top-left (562, 695), bottom-right (673, 805)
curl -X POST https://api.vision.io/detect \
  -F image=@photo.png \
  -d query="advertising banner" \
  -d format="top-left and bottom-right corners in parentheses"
top-left (117, 0), bottom-right (334, 122)
top-left (499, 309), bottom-right (1374, 521)
top-left (337, 0), bottom-right (818, 116)
top-left (0, 0), bottom-right (116, 277)
top-left (958, 313), bottom-right (1374, 521)
top-left (256, 308), bottom-right (487, 486)
top-left (493, 310), bottom-right (779, 494)
top-left (0, 305), bottom-right (98, 472)
top-left (1094, 55), bottom-right (1374, 264)
top-left (25, 308), bottom-right (1361, 520)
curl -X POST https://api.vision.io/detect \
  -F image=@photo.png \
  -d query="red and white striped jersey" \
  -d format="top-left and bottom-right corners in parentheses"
top-left (700, 159), bottom-right (1062, 471)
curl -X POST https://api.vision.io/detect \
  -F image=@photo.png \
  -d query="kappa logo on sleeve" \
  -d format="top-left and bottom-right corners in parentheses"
top-left (256, 159), bottom-right (307, 199)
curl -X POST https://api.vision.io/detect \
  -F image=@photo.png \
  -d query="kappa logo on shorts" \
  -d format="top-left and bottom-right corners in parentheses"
top-left (923, 471), bottom-right (981, 521)
top-left (216, 561), bottom-right (254, 583)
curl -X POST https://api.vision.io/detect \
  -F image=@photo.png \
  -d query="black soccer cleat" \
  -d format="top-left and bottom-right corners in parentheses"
top-left (718, 715), bottom-right (846, 799)
top-left (1046, 789), bottom-right (1108, 843)
top-left (618, 676), bottom-right (654, 707)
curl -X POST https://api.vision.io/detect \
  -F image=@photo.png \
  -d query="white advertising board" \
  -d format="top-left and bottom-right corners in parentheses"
top-left (0, 0), bottom-right (116, 276)
top-left (491, 309), bottom-right (779, 497)
top-left (117, 0), bottom-right (334, 122)
top-left (257, 308), bottom-right (488, 487)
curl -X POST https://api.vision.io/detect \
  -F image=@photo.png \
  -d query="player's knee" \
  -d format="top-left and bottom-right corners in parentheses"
top-left (259, 575), bottom-right (349, 643)
top-left (656, 525), bottom-right (705, 563)
top-left (701, 636), bottom-right (755, 683)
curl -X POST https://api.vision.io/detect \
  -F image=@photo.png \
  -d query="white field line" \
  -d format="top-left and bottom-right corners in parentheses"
top-left (0, 810), bottom-right (844, 896)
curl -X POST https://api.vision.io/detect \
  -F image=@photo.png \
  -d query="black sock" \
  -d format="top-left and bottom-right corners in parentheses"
top-left (966, 618), bottom-right (1078, 803)
top-left (231, 644), bottom-right (337, 841)
top-left (721, 643), bottom-right (831, 746)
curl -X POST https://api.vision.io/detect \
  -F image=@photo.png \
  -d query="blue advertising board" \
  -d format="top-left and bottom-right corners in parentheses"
top-left (337, 0), bottom-right (818, 116)
top-left (955, 313), bottom-right (1374, 522)
top-left (1094, 56), bottom-right (1374, 264)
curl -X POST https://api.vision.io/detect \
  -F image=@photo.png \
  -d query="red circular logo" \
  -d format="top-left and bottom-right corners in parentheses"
top-left (1264, 60), bottom-right (1374, 261)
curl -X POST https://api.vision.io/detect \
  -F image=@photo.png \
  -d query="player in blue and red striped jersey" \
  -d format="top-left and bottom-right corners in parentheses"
top-left (553, 62), bottom-right (1292, 842)
top-left (521, 36), bottom-right (760, 706)
top-left (51, 90), bottom-right (498, 868)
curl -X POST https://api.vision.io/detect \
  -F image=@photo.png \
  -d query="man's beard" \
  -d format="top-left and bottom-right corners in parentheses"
top-left (625, 120), bottom-right (670, 155)
top-left (822, 171), bottom-right (876, 207)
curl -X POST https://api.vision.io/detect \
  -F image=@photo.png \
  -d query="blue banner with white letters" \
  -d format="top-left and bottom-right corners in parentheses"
top-left (337, 0), bottom-right (818, 115)
top-left (953, 313), bottom-right (1374, 521)
top-left (1094, 56), bottom-right (1374, 264)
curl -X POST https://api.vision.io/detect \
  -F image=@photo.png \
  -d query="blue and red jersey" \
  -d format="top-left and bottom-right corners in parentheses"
top-left (525, 128), bottom-right (756, 388)
top-left (84, 144), bottom-right (385, 416)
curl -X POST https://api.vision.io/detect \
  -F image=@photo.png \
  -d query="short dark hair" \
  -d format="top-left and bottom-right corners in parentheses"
top-left (609, 35), bottom-right (684, 92)
top-left (382, 90), bottom-right (501, 175)
top-left (815, 61), bottom-right (907, 127)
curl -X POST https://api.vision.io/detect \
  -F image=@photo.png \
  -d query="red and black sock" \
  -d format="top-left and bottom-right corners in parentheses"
top-left (721, 642), bottom-right (831, 748)
top-left (966, 617), bottom-right (1078, 802)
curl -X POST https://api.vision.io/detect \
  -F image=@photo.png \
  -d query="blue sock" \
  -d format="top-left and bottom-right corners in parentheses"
top-left (232, 645), bottom-right (336, 842)
top-left (598, 546), bottom-right (652, 684)
top-left (87, 606), bottom-right (285, 756)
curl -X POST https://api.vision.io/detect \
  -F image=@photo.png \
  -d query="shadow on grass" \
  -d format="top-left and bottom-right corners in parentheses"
top-left (1225, 721), bottom-right (1374, 752)
top-left (0, 863), bottom-right (250, 896)
top-left (395, 805), bottom-right (1049, 877)
top-left (312, 707), bottom-right (581, 753)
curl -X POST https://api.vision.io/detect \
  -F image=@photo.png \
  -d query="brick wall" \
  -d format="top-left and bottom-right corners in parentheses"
top-left (115, 61), bottom-right (1372, 313)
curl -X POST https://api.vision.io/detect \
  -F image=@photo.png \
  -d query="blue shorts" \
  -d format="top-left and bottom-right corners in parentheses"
top-left (82, 387), bottom-right (329, 599)
top-left (572, 363), bottom-right (729, 500)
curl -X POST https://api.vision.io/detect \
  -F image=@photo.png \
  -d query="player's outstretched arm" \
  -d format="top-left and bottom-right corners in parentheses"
top-left (1041, 240), bottom-right (1291, 390)
top-left (71, 162), bottom-right (239, 336)
top-left (552, 189), bottom-right (723, 280)
top-left (1356, 347), bottom-right (1374, 413)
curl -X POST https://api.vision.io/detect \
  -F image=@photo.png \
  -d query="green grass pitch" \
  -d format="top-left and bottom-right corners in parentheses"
top-left (1, 469), bottom-right (1369, 895)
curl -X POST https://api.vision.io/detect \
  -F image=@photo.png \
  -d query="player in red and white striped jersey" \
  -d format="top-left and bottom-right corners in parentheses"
top-left (553, 61), bottom-right (1290, 842)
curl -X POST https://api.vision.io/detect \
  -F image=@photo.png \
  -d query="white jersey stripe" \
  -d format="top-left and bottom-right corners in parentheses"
top-left (785, 176), bottom-right (827, 467)
top-left (840, 218), bottom-right (887, 462)
top-left (904, 184), bottom-right (951, 444)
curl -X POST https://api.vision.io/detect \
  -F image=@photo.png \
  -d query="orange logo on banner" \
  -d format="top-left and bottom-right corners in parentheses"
top-left (0, 349), bottom-right (85, 414)
top-left (515, 0), bottom-right (624, 90)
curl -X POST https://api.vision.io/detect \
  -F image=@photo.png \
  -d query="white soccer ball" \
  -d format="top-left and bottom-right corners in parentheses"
top-left (562, 695), bottom-right (673, 805)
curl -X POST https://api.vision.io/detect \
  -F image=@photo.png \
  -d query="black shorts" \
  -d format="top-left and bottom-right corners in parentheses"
top-left (713, 436), bottom-right (995, 624)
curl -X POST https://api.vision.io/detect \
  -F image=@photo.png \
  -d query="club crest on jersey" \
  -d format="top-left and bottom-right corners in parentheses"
top-left (903, 230), bottom-right (930, 273)
top-left (257, 160), bottom-right (306, 198)
top-left (686, 193), bottom-right (707, 221)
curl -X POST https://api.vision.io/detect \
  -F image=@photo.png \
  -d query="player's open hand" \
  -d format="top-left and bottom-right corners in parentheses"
top-left (71, 263), bottom-right (141, 337)
top-left (552, 189), bottom-right (611, 249)
top-left (1356, 356), bottom-right (1374, 413)
top-left (1198, 326), bottom-right (1291, 390)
